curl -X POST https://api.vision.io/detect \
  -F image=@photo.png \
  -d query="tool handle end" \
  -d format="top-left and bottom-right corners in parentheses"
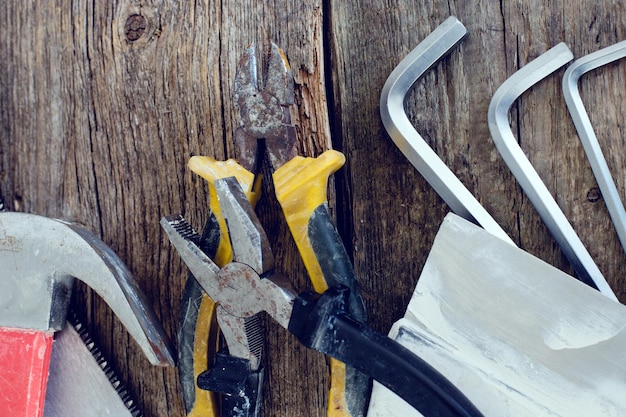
top-left (0, 328), bottom-right (54, 417)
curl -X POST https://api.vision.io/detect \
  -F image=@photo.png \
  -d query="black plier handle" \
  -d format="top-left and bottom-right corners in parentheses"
top-left (176, 160), bottom-right (259, 417)
top-left (163, 177), bottom-right (484, 417)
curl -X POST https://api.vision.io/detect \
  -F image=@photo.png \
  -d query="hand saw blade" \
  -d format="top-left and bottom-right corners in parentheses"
top-left (44, 311), bottom-right (142, 417)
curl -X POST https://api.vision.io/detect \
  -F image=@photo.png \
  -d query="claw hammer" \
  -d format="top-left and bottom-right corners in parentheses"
top-left (0, 211), bottom-right (175, 417)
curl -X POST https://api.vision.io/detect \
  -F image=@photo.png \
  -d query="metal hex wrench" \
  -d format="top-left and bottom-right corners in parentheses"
top-left (563, 40), bottom-right (626, 253)
top-left (380, 16), bottom-right (514, 245)
top-left (488, 43), bottom-right (617, 300)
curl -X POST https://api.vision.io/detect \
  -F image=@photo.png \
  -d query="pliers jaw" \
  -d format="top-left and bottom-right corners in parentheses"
top-left (214, 177), bottom-right (274, 274)
top-left (234, 43), bottom-right (297, 172)
top-left (161, 177), bottom-right (297, 358)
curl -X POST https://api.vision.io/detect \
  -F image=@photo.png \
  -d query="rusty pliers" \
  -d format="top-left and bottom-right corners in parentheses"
top-left (162, 174), bottom-right (484, 417)
top-left (165, 43), bottom-right (484, 417)
top-left (171, 44), bottom-right (368, 417)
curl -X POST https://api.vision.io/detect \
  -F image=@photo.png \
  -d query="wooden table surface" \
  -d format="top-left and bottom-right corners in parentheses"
top-left (2, 1), bottom-right (626, 416)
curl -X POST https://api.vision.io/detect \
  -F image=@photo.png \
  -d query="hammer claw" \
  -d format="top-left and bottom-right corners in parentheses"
top-left (0, 212), bottom-right (175, 366)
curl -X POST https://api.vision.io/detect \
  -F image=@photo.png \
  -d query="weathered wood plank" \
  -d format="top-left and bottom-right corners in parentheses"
top-left (2, 1), bottom-right (626, 416)
top-left (1, 1), bottom-right (329, 416)
top-left (331, 1), bottom-right (626, 341)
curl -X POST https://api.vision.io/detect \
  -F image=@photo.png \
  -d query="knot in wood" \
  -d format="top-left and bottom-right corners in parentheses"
top-left (587, 187), bottom-right (602, 203)
top-left (125, 14), bottom-right (147, 42)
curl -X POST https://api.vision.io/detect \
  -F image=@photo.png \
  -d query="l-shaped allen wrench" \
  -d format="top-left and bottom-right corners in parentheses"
top-left (379, 16), bottom-right (515, 245)
top-left (563, 40), bottom-right (626, 255)
top-left (380, 17), bottom-right (616, 300)
top-left (488, 43), bottom-right (617, 300)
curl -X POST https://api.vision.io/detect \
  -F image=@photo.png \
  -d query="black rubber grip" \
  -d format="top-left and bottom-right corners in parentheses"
top-left (178, 213), bottom-right (222, 413)
top-left (308, 203), bottom-right (371, 415)
top-left (289, 286), bottom-right (485, 417)
top-left (197, 351), bottom-right (264, 417)
top-left (308, 203), bottom-right (367, 323)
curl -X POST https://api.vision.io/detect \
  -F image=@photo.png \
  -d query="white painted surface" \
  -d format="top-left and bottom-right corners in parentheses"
top-left (368, 213), bottom-right (626, 417)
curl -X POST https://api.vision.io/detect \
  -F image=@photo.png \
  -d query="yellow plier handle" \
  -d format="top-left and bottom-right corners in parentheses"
top-left (181, 151), bottom-right (368, 417)
top-left (179, 157), bottom-right (258, 417)
top-left (274, 149), bottom-right (368, 417)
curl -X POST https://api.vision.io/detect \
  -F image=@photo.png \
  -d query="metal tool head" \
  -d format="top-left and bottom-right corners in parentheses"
top-left (161, 214), bottom-right (278, 371)
top-left (563, 40), bottom-right (626, 253)
top-left (233, 42), bottom-right (297, 172)
top-left (161, 190), bottom-right (294, 374)
top-left (161, 178), bottom-right (294, 325)
top-left (379, 16), bottom-right (514, 245)
top-left (214, 176), bottom-right (296, 370)
top-left (214, 176), bottom-right (274, 273)
top-left (160, 205), bottom-right (275, 301)
top-left (487, 43), bottom-right (616, 301)
top-left (0, 212), bottom-right (175, 366)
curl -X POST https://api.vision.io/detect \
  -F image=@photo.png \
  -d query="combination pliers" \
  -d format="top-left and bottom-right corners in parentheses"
top-left (163, 44), bottom-right (483, 417)
top-left (172, 43), bottom-right (369, 417)
top-left (162, 174), bottom-right (483, 417)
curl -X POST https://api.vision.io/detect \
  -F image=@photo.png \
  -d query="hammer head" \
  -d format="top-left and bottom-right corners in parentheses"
top-left (0, 212), bottom-right (175, 367)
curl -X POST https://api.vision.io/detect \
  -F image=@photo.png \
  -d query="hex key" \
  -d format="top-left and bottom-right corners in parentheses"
top-left (563, 40), bottom-right (626, 253)
top-left (488, 43), bottom-right (616, 300)
top-left (380, 16), bottom-right (514, 245)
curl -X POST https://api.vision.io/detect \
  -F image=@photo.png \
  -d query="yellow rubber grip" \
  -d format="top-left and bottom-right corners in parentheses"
top-left (185, 156), bottom-right (258, 417)
top-left (328, 359), bottom-right (350, 417)
top-left (274, 150), bottom-right (354, 417)
top-left (187, 293), bottom-right (219, 417)
top-left (188, 156), bottom-right (258, 265)
top-left (273, 149), bottom-right (345, 293)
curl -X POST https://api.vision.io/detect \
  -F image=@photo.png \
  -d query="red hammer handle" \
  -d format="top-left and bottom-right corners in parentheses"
top-left (0, 327), bottom-right (54, 417)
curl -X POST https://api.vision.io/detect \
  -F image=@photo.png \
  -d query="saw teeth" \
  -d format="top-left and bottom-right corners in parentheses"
top-left (68, 310), bottom-right (144, 417)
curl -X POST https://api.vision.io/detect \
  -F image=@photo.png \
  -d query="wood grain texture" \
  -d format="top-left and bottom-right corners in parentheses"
top-left (1, 1), bottom-right (626, 416)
